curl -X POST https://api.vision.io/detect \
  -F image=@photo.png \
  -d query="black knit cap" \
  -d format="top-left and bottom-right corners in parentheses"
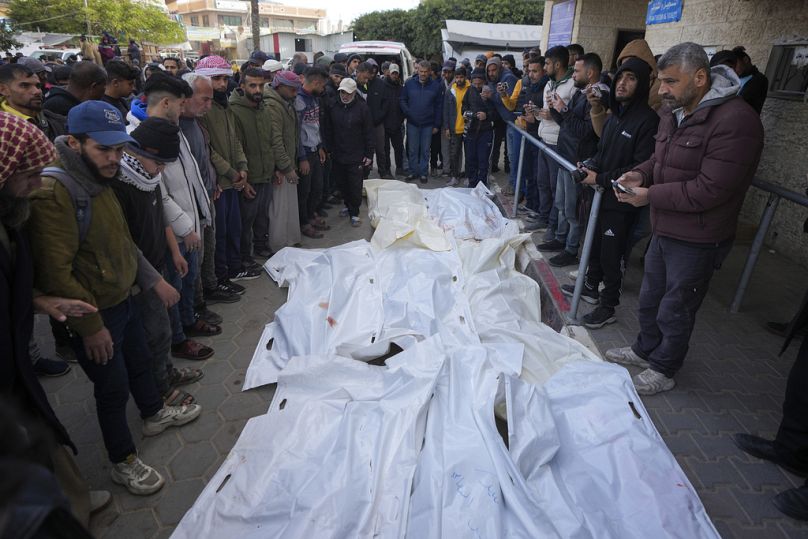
top-left (470, 68), bottom-right (486, 80)
top-left (129, 117), bottom-right (180, 163)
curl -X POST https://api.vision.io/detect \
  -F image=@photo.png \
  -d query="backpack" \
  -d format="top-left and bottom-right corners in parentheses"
top-left (41, 167), bottom-right (92, 244)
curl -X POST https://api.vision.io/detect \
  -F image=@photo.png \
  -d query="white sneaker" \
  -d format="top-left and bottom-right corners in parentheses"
top-left (339, 207), bottom-right (349, 217)
top-left (446, 177), bottom-right (459, 187)
top-left (142, 404), bottom-right (201, 437)
top-left (604, 346), bottom-right (650, 368)
top-left (632, 368), bottom-right (676, 395)
top-left (110, 454), bottom-right (165, 496)
top-left (351, 216), bottom-right (361, 227)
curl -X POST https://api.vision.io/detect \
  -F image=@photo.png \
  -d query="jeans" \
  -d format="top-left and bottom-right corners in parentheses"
top-left (554, 169), bottom-right (583, 255)
top-left (332, 161), bottom-right (364, 217)
top-left (536, 144), bottom-right (560, 237)
top-left (200, 198), bottom-right (217, 292)
top-left (406, 122), bottom-right (432, 177)
top-left (448, 133), bottom-right (464, 178)
top-left (440, 128), bottom-right (451, 173)
top-left (632, 235), bottom-right (731, 378)
top-left (522, 144), bottom-right (539, 211)
top-left (491, 118), bottom-right (508, 170)
top-left (166, 243), bottom-right (199, 345)
top-left (214, 188), bottom-right (242, 281)
top-left (239, 182), bottom-right (272, 262)
top-left (430, 129), bottom-right (442, 170)
top-left (70, 297), bottom-right (162, 463)
top-left (507, 127), bottom-right (521, 187)
top-left (384, 126), bottom-right (404, 175)
top-left (297, 153), bottom-right (323, 225)
top-left (133, 283), bottom-right (173, 395)
top-left (465, 130), bottom-right (493, 188)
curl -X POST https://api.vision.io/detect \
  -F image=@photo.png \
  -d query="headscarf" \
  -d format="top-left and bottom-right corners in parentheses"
top-left (272, 70), bottom-right (302, 89)
top-left (0, 112), bottom-right (56, 186)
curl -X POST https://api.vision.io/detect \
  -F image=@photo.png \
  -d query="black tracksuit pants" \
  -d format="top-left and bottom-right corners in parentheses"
top-left (777, 335), bottom-right (808, 466)
top-left (331, 161), bottom-right (364, 218)
top-left (585, 209), bottom-right (636, 309)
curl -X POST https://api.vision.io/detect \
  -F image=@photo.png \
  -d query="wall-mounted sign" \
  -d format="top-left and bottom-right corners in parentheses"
top-left (215, 0), bottom-right (248, 13)
top-left (547, 0), bottom-right (576, 48)
top-left (646, 0), bottom-right (683, 25)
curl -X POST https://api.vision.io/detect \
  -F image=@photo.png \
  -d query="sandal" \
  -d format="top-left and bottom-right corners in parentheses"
top-left (163, 387), bottom-right (195, 406)
top-left (183, 318), bottom-right (222, 337)
top-left (171, 339), bottom-right (214, 360)
top-left (168, 366), bottom-right (204, 387)
top-left (312, 219), bottom-right (330, 231)
top-left (301, 225), bottom-right (323, 239)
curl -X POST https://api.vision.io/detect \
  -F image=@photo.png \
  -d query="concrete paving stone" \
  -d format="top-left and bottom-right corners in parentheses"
top-left (722, 522), bottom-right (790, 539)
top-left (777, 519), bottom-right (808, 537)
top-left (698, 487), bottom-right (754, 522)
top-left (204, 338), bottom-right (239, 361)
top-left (154, 478), bottom-right (206, 527)
top-left (731, 457), bottom-right (792, 492)
top-left (697, 411), bottom-right (747, 436)
top-left (68, 413), bottom-right (104, 445)
top-left (190, 379), bottom-right (230, 409)
top-left (223, 369), bottom-right (248, 393)
top-left (53, 399), bottom-right (92, 429)
top-left (700, 391), bottom-right (746, 414)
top-left (663, 389), bottom-right (710, 412)
top-left (169, 441), bottom-right (218, 481)
top-left (252, 384), bottom-right (277, 406)
top-left (193, 358), bottom-right (235, 386)
top-left (730, 411), bottom-right (780, 438)
top-left (691, 432), bottom-right (743, 462)
top-left (212, 418), bottom-right (248, 455)
top-left (686, 457), bottom-right (746, 490)
top-left (735, 392), bottom-right (782, 416)
top-left (39, 367), bottom-right (80, 393)
top-left (153, 528), bottom-right (175, 539)
top-left (218, 392), bottom-right (268, 422)
top-left (55, 376), bottom-right (94, 403)
top-left (96, 509), bottom-right (159, 539)
top-left (178, 408), bottom-right (224, 444)
top-left (137, 431), bottom-right (183, 468)
top-left (654, 408), bottom-right (711, 436)
top-left (732, 487), bottom-right (796, 526)
top-left (661, 433), bottom-right (704, 459)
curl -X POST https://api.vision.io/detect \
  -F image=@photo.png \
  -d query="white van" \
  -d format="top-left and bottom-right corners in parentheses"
top-left (338, 41), bottom-right (415, 79)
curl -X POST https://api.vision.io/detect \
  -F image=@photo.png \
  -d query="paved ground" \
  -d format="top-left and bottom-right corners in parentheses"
top-left (35, 171), bottom-right (808, 538)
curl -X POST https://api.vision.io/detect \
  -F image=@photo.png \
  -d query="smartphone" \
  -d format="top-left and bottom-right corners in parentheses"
top-left (590, 86), bottom-right (602, 98)
top-left (611, 180), bottom-right (635, 195)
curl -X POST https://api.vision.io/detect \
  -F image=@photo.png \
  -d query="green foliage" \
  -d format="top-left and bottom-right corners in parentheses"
top-left (8, 0), bottom-right (185, 44)
top-left (1, 24), bottom-right (22, 52)
top-left (352, 0), bottom-right (544, 59)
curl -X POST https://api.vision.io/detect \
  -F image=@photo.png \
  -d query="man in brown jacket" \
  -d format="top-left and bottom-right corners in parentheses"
top-left (603, 42), bottom-right (764, 395)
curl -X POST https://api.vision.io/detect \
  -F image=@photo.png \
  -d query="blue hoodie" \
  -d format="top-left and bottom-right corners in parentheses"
top-left (400, 76), bottom-right (443, 128)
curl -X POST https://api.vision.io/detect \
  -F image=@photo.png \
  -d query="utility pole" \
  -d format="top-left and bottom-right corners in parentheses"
top-left (84, 0), bottom-right (91, 35)
top-left (250, 0), bottom-right (260, 52)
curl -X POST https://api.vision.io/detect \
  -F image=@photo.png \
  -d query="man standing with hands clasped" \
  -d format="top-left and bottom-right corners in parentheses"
top-left (604, 42), bottom-right (764, 395)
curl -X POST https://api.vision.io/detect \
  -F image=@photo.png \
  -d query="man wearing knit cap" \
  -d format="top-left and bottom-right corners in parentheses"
top-left (27, 102), bottom-right (202, 496)
top-left (0, 111), bottom-right (113, 526)
top-left (195, 56), bottom-right (253, 290)
top-left (381, 63), bottom-right (405, 178)
top-left (487, 55), bottom-right (517, 175)
top-left (111, 117), bottom-right (203, 408)
top-left (475, 54), bottom-right (487, 70)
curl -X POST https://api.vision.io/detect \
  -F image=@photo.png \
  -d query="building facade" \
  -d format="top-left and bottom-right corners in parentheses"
top-left (541, 0), bottom-right (808, 268)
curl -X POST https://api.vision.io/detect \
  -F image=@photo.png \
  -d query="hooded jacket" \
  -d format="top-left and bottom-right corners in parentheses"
top-left (293, 86), bottom-right (323, 161)
top-left (0, 97), bottom-right (67, 141)
top-left (551, 85), bottom-right (599, 165)
top-left (264, 87), bottom-right (299, 174)
top-left (364, 76), bottom-right (387, 126)
top-left (588, 58), bottom-right (660, 213)
top-left (636, 65), bottom-right (764, 244)
top-left (199, 92), bottom-right (248, 189)
top-left (27, 137), bottom-right (161, 337)
top-left (464, 85), bottom-right (495, 135)
top-left (42, 86), bottom-right (81, 117)
top-left (324, 93), bottom-right (374, 165)
top-left (400, 76), bottom-right (443, 128)
top-left (382, 76), bottom-right (404, 132)
top-left (230, 89), bottom-right (275, 183)
top-left (617, 39), bottom-right (662, 111)
top-left (738, 65), bottom-right (768, 115)
top-left (442, 81), bottom-right (471, 135)
top-left (484, 60), bottom-right (518, 123)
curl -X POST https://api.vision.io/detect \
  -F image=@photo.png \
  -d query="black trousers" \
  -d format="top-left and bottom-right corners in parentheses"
top-left (585, 209), bottom-right (636, 308)
top-left (631, 235), bottom-right (731, 378)
top-left (777, 335), bottom-right (808, 465)
top-left (491, 118), bottom-right (508, 170)
top-left (383, 126), bottom-right (404, 175)
top-left (297, 153), bottom-right (323, 225)
top-left (331, 161), bottom-right (364, 218)
top-left (429, 130), bottom-right (442, 170)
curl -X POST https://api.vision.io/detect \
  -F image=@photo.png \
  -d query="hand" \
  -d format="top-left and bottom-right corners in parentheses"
top-left (444, 129), bottom-right (451, 139)
top-left (152, 278), bottom-right (180, 308)
top-left (476, 111), bottom-right (487, 120)
top-left (497, 85), bottom-right (508, 96)
top-left (172, 252), bottom-right (189, 277)
top-left (538, 108), bottom-right (552, 120)
top-left (273, 171), bottom-right (284, 185)
top-left (362, 157), bottom-right (372, 167)
top-left (431, 127), bottom-right (438, 135)
top-left (616, 186), bottom-right (649, 207)
top-left (213, 185), bottom-right (222, 201)
top-left (580, 168), bottom-right (598, 185)
top-left (299, 159), bottom-right (311, 176)
top-left (318, 148), bottom-right (327, 164)
top-left (242, 182), bottom-right (257, 199)
top-left (183, 231), bottom-right (202, 251)
top-left (551, 94), bottom-right (565, 113)
top-left (285, 170), bottom-right (300, 184)
top-left (83, 327), bottom-right (113, 365)
top-left (33, 296), bottom-right (97, 322)
top-left (238, 170), bottom-right (248, 182)
top-left (524, 113), bottom-right (535, 124)
top-left (232, 175), bottom-right (247, 190)
top-left (616, 171), bottom-right (644, 188)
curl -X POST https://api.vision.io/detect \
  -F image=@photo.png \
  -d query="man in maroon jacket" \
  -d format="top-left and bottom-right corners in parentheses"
top-left (603, 42), bottom-right (764, 395)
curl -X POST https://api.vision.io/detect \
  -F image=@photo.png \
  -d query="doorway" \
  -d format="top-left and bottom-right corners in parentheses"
top-left (611, 29), bottom-right (646, 70)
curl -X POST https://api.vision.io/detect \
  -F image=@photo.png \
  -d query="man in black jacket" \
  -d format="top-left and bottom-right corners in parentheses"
top-left (102, 60), bottom-right (138, 122)
top-left (324, 77), bottom-right (374, 227)
top-left (540, 53), bottom-right (604, 267)
top-left (562, 57), bottom-right (659, 329)
top-left (465, 69), bottom-right (496, 188)
top-left (43, 61), bottom-right (106, 116)
top-left (356, 62), bottom-right (389, 178)
top-left (321, 64), bottom-right (346, 204)
top-left (381, 64), bottom-right (405, 178)
top-left (732, 46), bottom-right (768, 115)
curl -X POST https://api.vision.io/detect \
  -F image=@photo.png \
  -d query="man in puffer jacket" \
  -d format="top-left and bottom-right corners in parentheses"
top-left (605, 43), bottom-right (764, 396)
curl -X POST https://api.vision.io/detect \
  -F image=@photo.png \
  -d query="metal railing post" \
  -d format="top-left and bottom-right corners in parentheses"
top-left (729, 192), bottom-right (781, 313)
top-left (512, 132), bottom-right (526, 218)
top-left (570, 188), bottom-right (602, 320)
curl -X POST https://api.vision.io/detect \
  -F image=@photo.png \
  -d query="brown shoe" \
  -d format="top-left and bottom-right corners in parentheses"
top-left (171, 340), bottom-right (214, 360)
top-left (183, 318), bottom-right (222, 337)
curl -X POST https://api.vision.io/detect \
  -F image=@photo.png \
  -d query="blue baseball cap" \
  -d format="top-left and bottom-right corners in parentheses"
top-left (67, 101), bottom-right (137, 147)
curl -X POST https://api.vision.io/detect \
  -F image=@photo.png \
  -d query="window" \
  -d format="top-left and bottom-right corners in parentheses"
top-left (202, 15), bottom-right (210, 26)
top-left (220, 15), bottom-right (242, 26)
top-left (765, 44), bottom-right (808, 100)
top-left (294, 38), bottom-right (311, 53)
top-left (190, 15), bottom-right (199, 26)
top-left (260, 17), bottom-right (269, 28)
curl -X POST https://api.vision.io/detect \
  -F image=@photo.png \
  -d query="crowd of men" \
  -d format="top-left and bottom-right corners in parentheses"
top-left (1, 32), bottom-right (806, 530)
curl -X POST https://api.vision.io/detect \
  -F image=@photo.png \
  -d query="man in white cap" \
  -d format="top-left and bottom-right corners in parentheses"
top-left (262, 58), bottom-right (283, 84)
top-left (324, 77), bottom-right (374, 227)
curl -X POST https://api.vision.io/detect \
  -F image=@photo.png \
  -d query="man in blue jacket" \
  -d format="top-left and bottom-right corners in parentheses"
top-left (400, 60), bottom-right (442, 183)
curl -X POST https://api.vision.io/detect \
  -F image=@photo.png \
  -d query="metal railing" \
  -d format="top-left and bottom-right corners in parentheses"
top-left (730, 178), bottom-right (808, 313)
top-left (505, 121), bottom-right (601, 320)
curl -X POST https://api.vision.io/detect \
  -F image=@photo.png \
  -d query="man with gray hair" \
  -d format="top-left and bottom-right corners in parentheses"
top-left (605, 42), bottom-right (764, 395)
top-left (400, 60), bottom-right (443, 183)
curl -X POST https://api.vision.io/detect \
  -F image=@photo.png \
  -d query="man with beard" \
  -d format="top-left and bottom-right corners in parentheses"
top-left (605, 43), bottom-right (764, 395)
top-left (464, 69), bottom-right (496, 188)
top-left (294, 66), bottom-right (329, 238)
top-left (381, 64), bottom-right (405, 178)
top-left (0, 112), bottom-right (111, 527)
top-left (0, 63), bottom-right (66, 140)
top-left (442, 66), bottom-right (470, 186)
top-left (27, 101), bottom-right (202, 494)
top-left (400, 60), bottom-right (442, 183)
top-left (230, 68), bottom-right (276, 262)
top-left (324, 77), bottom-right (373, 227)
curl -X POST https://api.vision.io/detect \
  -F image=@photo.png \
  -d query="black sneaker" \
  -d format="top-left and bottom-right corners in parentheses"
top-left (204, 285), bottom-right (240, 304)
top-left (196, 306), bottom-right (223, 325)
top-left (230, 267), bottom-right (262, 281)
top-left (405, 174), bottom-right (418, 182)
top-left (220, 279), bottom-right (245, 294)
top-left (243, 260), bottom-right (263, 273)
top-left (582, 306), bottom-right (617, 329)
top-left (419, 176), bottom-right (428, 184)
top-left (561, 283), bottom-right (599, 305)
top-left (253, 247), bottom-right (273, 258)
top-left (537, 239), bottom-right (565, 252)
top-left (33, 357), bottom-right (71, 377)
top-left (523, 219), bottom-right (549, 232)
top-left (548, 251), bottom-right (579, 267)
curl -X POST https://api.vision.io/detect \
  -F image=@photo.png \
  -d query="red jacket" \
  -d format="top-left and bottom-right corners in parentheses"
top-left (635, 72), bottom-right (764, 244)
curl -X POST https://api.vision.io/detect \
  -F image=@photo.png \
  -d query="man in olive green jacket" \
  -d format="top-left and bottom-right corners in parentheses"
top-left (27, 101), bottom-right (201, 496)
top-left (196, 55), bottom-right (253, 285)
top-left (230, 67), bottom-right (275, 264)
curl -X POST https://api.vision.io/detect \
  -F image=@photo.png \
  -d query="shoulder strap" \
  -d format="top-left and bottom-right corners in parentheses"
top-left (42, 166), bottom-right (92, 244)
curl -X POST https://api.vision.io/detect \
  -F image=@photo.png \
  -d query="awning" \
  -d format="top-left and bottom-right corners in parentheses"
top-left (444, 19), bottom-right (541, 52)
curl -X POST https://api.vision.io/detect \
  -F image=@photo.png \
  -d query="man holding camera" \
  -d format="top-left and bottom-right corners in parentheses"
top-left (562, 57), bottom-right (658, 330)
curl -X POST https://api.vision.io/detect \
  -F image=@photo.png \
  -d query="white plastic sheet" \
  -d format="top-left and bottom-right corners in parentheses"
top-left (423, 183), bottom-right (518, 241)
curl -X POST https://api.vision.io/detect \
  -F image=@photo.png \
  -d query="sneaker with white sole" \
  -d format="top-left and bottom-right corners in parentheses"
top-left (632, 368), bottom-right (676, 395)
top-left (110, 454), bottom-right (165, 495)
top-left (445, 177), bottom-right (459, 187)
top-left (339, 207), bottom-right (350, 217)
top-left (142, 404), bottom-right (201, 437)
top-left (351, 216), bottom-right (361, 227)
top-left (604, 346), bottom-right (650, 368)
